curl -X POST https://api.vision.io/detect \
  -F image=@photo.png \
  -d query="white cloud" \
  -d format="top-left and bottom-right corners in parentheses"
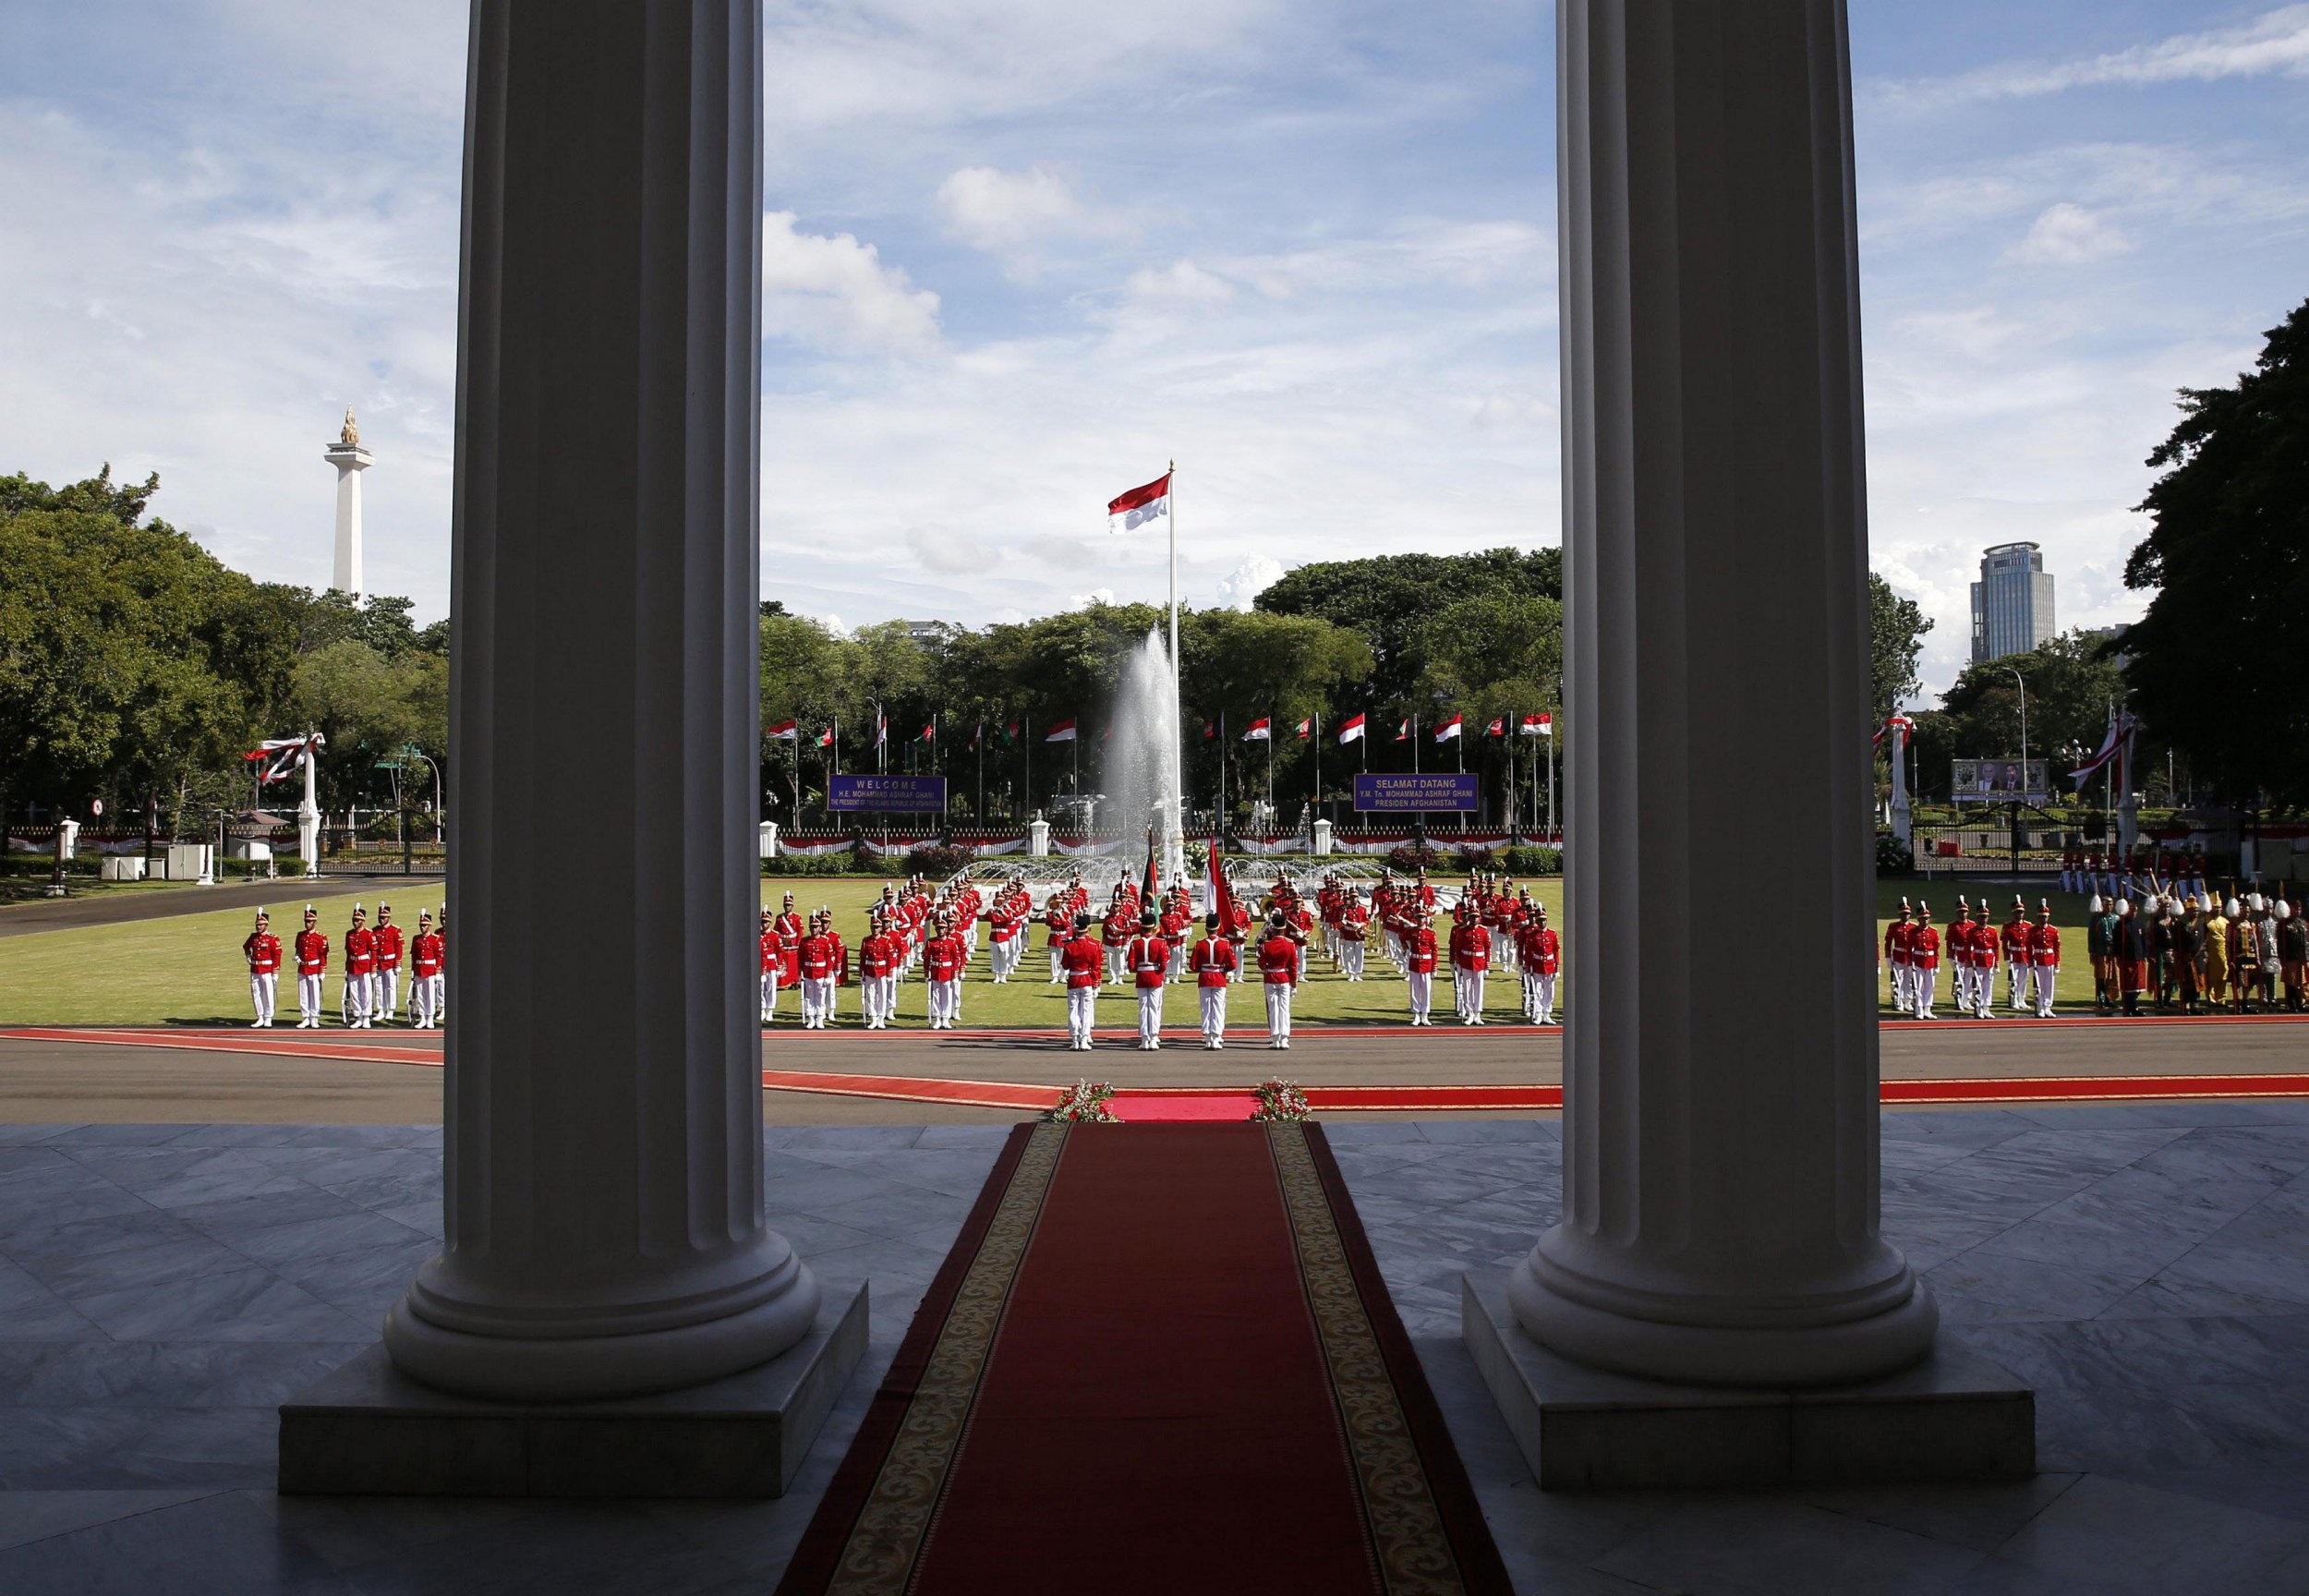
top-left (816, 611), bottom-right (854, 640)
top-left (761, 211), bottom-right (941, 355)
top-left (1877, 5), bottom-right (2309, 107)
top-left (1214, 555), bottom-right (1286, 611)
top-left (1068, 586), bottom-right (1118, 610)
top-left (2006, 203), bottom-right (2134, 266)
top-left (1126, 260), bottom-right (1237, 305)
top-left (936, 165), bottom-right (1131, 278)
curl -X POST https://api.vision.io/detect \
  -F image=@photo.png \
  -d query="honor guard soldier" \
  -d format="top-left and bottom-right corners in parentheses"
top-left (925, 914), bottom-right (967, 1030)
top-left (1128, 910), bottom-right (1171, 1050)
top-left (1947, 898), bottom-right (1977, 1018)
top-left (2029, 901), bottom-right (2061, 1017)
top-left (1909, 903), bottom-right (1941, 1020)
top-left (293, 905), bottom-right (329, 1028)
top-left (1404, 907), bottom-right (1440, 1025)
top-left (859, 911), bottom-right (901, 1030)
top-left (1045, 894), bottom-right (1072, 983)
top-left (2231, 896), bottom-right (2266, 1014)
top-left (1061, 914), bottom-right (1105, 1050)
top-left (1883, 900), bottom-right (1916, 1015)
top-left (1337, 890), bottom-right (1371, 982)
top-left (759, 908), bottom-right (782, 1024)
top-left (372, 904), bottom-right (405, 1022)
top-left (2276, 897), bottom-right (2306, 1012)
top-left (2115, 898), bottom-right (2150, 1016)
top-left (410, 911), bottom-right (447, 1028)
top-left (1449, 901), bottom-right (1492, 1024)
top-left (798, 913), bottom-right (838, 1029)
top-left (242, 911), bottom-right (282, 1028)
top-left (1160, 890), bottom-right (1193, 980)
top-left (1102, 893), bottom-right (1136, 985)
top-left (2001, 898), bottom-right (2034, 1012)
top-left (988, 889), bottom-right (1022, 983)
top-left (1191, 913), bottom-right (1238, 1049)
top-left (344, 904), bottom-right (378, 1029)
top-left (2255, 895), bottom-right (2282, 1011)
top-left (1258, 914), bottom-right (1300, 1049)
top-left (1526, 904), bottom-right (1561, 1025)
top-left (2085, 895), bottom-right (2115, 1015)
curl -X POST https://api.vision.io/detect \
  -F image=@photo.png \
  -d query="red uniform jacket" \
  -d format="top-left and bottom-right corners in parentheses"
top-left (799, 934), bottom-right (838, 982)
top-left (925, 936), bottom-right (965, 983)
top-left (244, 932), bottom-right (283, 974)
top-left (1046, 908), bottom-right (1070, 948)
top-left (1191, 937), bottom-right (1238, 989)
top-left (760, 929), bottom-right (781, 973)
top-left (1405, 927), bottom-right (1439, 974)
top-left (1102, 909), bottom-right (1135, 949)
top-left (1339, 905), bottom-right (1370, 942)
top-left (2002, 919), bottom-right (2032, 966)
top-left (295, 929), bottom-right (329, 976)
top-left (1061, 936), bottom-right (1105, 990)
top-left (345, 925), bottom-right (377, 977)
top-left (1450, 923), bottom-right (1491, 973)
top-left (1258, 936), bottom-right (1299, 986)
top-left (1909, 925), bottom-right (1940, 971)
top-left (774, 910), bottom-right (804, 944)
top-left (1884, 921), bottom-right (1914, 967)
top-left (2031, 925), bottom-right (2061, 967)
top-left (860, 934), bottom-right (899, 980)
top-left (1127, 936), bottom-right (1170, 990)
top-left (373, 924), bottom-right (405, 970)
top-left (1529, 926), bottom-right (1560, 976)
top-left (411, 932), bottom-right (446, 979)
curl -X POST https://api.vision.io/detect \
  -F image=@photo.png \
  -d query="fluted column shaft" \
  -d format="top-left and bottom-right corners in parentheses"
top-left (1508, 0), bottom-right (1935, 1385)
top-left (385, 0), bottom-right (819, 1402)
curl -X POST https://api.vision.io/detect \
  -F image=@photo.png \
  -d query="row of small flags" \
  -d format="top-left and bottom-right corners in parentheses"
top-left (764, 713), bottom-right (1556, 746)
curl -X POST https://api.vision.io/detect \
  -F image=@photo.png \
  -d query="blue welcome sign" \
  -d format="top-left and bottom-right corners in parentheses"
top-left (829, 774), bottom-right (947, 814)
top-left (1352, 772), bottom-right (1479, 813)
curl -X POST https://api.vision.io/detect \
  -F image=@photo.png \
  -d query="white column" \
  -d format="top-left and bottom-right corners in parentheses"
top-left (1889, 723), bottom-right (1912, 852)
top-left (383, 0), bottom-right (819, 1403)
top-left (297, 743), bottom-right (322, 878)
top-left (325, 417), bottom-right (372, 602)
top-left (1508, 0), bottom-right (1935, 1387)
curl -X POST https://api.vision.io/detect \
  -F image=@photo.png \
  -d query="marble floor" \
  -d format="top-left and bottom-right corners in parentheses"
top-left (1, 1103), bottom-right (2305, 1593)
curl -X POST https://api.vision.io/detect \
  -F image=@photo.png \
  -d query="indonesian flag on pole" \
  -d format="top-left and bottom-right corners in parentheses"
top-left (1242, 716), bottom-right (1272, 742)
top-left (765, 719), bottom-right (798, 741)
top-left (248, 734), bottom-right (323, 783)
top-left (1484, 717), bottom-right (1506, 738)
top-left (1434, 712), bottom-right (1464, 743)
top-left (1107, 472), bottom-right (1171, 534)
top-left (2068, 712), bottom-right (2139, 790)
top-left (1045, 719), bottom-right (1078, 743)
top-left (1518, 712), bottom-right (1553, 737)
top-left (872, 715), bottom-right (888, 748)
top-left (1337, 712), bottom-right (1366, 744)
top-left (1871, 713), bottom-right (1916, 750)
top-left (969, 722), bottom-right (981, 750)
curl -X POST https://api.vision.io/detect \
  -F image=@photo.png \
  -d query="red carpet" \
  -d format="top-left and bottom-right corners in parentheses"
top-left (776, 1122), bottom-right (1511, 1595)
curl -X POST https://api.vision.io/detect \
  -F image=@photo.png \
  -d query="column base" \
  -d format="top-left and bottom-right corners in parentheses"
top-left (279, 1283), bottom-right (865, 1498)
top-left (1463, 1272), bottom-right (2032, 1492)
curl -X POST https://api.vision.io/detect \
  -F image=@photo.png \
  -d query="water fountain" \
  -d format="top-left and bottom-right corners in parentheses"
top-left (1106, 627), bottom-right (1186, 890)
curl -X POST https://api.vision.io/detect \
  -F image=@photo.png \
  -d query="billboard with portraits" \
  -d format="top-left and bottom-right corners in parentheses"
top-left (1951, 759), bottom-right (2050, 804)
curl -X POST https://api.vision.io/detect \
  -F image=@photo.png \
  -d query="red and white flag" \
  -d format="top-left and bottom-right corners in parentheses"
top-left (918, 723), bottom-right (936, 744)
top-left (1485, 717), bottom-right (1505, 738)
top-left (1518, 712), bottom-right (1553, 737)
top-left (1203, 719), bottom-right (1217, 740)
top-left (1107, 472), bottom-right (1171, 535)
top-left (1337, 713), bottom-right (1366, 744)
top-left (1871, 713), bottom-right (1916, 750)
top-left (1395, 718), bottom-right (1412, 742)
top-left (248, 733), bottom-right (323, 783)
top-left (1045, 719), bottom-right (1078, 743)
top-left (872, 715), bottom-right (888, 748)
top-left (1434, 713), bottom-right (1464, 743)
top-left (1242, 717), bottom-right (1272, 742)
top-left (817, 726), bottom-right (835, 747)
top-left (1294, 718), bottom-right (1312, 740)
top-left (969, 722), bottom-right (982, 750)
top-left (765, 719), bottom-right (798, 741)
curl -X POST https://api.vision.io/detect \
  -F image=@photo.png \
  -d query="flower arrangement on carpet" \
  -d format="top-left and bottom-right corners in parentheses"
top-left (1045, 1079), bottom-right (1121, 1123)
top-left (1249, 1078), bottom-right (1312, 1122)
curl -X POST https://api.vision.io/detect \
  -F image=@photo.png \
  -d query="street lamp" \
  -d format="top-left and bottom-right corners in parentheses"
top-left (2003, 666), bottom-right (2029, 875)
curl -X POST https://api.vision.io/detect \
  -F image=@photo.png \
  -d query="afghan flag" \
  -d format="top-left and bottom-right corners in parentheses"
top-left (1046, 719), bottom-right (1078, 743)
top-left (1206, 835), bottom-right (1238, 931)
top-left (1395, 718), bottom-right (1413, 742)
top-left (1485, 717), bottom-right (1505, 738)
top-left (1434, 713), bottom-right (1463, 743)
top-left (1004, 721), bottom-right (1020, 745)
top-left (1337, 713), bottom-right (1366, 744)
top-left (1107, 472), bottom-right (1171, 535)
top-left (1518, 712), bottom-right (1553, 737)
top-left (817, 725), bottom-right (835, 747)
top-left (1295, 718), bottom-right (1312, 740)
top-left (1242, 717), bottom-right (1272, 742)
top-left (765, 719), bottom-right (799, 741)
top-left (918, 723), bottom-right (936, 743)
top-left (1203, 719), bottom-right (1218, 740)
top-left (1142, 823), bottom-right (1160, 902)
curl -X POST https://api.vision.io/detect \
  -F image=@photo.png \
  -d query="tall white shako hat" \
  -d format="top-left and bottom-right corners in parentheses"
top-left (2250, 893), bottom-right (2267, 913)
top-left (2117, 897), bottom-right (2132, 916)
top-left (2226, 898), bottom-right (2243, 917)
top-left (2088, 895), bottom-right (2103, 913)
top-left (2038, 899), bottom-right (2052, 915)
top-left (2279, 898), bottom-right (2294, 920)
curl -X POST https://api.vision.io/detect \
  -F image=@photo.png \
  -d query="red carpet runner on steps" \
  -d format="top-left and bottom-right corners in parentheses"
top-left (776, 1121), bottom-right (1511, 1595)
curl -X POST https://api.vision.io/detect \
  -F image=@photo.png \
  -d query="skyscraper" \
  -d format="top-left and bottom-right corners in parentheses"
top-left (1969, 541), bottom-right (2055, 663)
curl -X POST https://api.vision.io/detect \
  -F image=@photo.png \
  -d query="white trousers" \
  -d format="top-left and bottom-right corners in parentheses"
top-left (990, 938), bottom-right (1013, 982)
top-left (1106, 946), bottom-right (1128, 985)
top-left (931, 978), bottom-right (961, 1025)
top-left (345, 973), bottom-right (373, 1024)
top-left (1407, 971), bottom-right (1432, 1022)
top-left (1138, 987), bottom-right (1163, 1046)
top-left (1050, 947), bottom-right (1065, 983)
top-left (1912, 965), bottom-right (1937, 1019)
top-left (299, 973), bottom-right (324, 1022)
top-left (1067, 986), bottom-right (1096, 1047)
top-left (1200, 986), bottom-right (1227, 1044)
top-left (1888, 962), bottom-right (1910, 1013)
top-left (1457, 969), bottom-right (1484, 1022)
top-left (803, 977), bottom-right (835, 1026)
top-left (2008, 961), bottom-right (2030, 1010)
top-left (378, 968), bottom-right (401, 1020)
top-left (249, 973), bottom-right (276, 1025)
top-left (1534, 972), bottom-right (1557, 1024)
top-left (760, 969), bottom-right (780, 1019)
top-left (2032, 964), bottom-right (2058, 1017)
top-left (414, 973), bottom-right (444, 1027)
top-left (1341, 940), bottom-right (1365, 980)
top-left (1264, 984), bottom-right (1292, 1044)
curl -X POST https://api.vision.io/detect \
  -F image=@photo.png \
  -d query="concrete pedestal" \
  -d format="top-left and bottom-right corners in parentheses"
top-left (1313, 818), bottom-right (1334, 857)
top-left (283, 1285), bottom-right (865, 1498)
top-left (1465, 1273), bottom-right (2030, 1491)
top-left (1029, 816), bottom-right (1051, 858)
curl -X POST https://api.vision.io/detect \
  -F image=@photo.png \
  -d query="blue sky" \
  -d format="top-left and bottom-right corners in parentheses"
top-left (3, 2), bottom-right (2304, 697)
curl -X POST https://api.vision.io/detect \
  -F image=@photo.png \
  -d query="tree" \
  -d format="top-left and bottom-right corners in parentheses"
top-left (1255, 549), bottom-right (1561, 708)
top-left (2122, 296), bottom-right (2309, 806)
top-left (1921, 632), bottom-right (2133, 804)
top-left (1868, 574), bottom-right (1931, 720)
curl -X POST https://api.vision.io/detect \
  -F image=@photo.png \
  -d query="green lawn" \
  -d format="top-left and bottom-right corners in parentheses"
top-left (0, 870), bottom-right (2159, 1028)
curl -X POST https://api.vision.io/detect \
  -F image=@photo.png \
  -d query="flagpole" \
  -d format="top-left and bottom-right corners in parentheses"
top-left (1023, 715), bottom-right (1031, 821)
top-left (1313, 714), bottom-right (1322, 823)
top-left (1167, 459), bottom-right (1181, 882)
